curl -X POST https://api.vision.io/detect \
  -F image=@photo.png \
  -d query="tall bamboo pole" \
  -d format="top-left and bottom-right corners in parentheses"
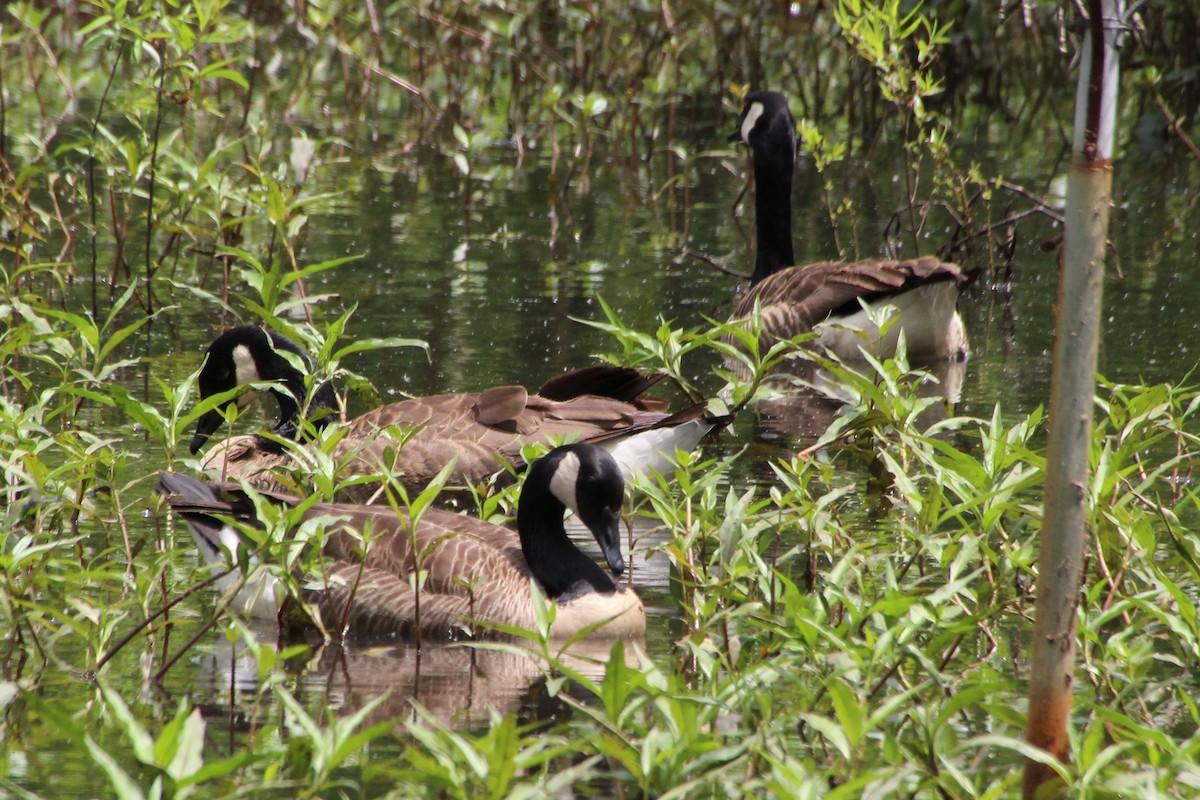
top-left (1022, 1), bottom-right (1121, 797)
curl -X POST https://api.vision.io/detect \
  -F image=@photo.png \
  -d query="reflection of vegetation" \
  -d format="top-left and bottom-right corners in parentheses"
top-left (3, 2), bottom-right (1200, 798)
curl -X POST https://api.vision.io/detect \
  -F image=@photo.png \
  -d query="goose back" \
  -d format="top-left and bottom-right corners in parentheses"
top-left (732, 256), bottom-right (969, 359)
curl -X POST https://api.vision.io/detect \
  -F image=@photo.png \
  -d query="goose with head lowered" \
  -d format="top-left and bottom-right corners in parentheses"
top-left (189, 326), bottom-right (717, 502)
top-left (727, 91), bottom-right (969, 363)
top-left (159, 443), bottom-right (645, 641)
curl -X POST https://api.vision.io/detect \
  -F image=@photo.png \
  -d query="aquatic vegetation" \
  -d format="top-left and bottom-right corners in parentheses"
top-left (2, 1), bottom-right (1200, 798)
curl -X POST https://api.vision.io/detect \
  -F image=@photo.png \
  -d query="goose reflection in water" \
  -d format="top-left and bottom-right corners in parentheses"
top-left (193, 621), bottom-right (642, 730)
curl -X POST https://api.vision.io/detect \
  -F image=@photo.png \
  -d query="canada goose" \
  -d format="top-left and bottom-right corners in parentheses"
top-left (158, 443), bottom-right (646, 641)
top-left (189, 326), bottom-right (717, 501)
top-left (728, 91), bottom-right (969, 362)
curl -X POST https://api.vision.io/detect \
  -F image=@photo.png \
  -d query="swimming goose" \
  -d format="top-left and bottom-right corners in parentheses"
top-left (158, 443), bottom-right (645, 641)
top-left (189, 326), bottom-right (716, 501)
top-left (728, 91), bottom-right (969, 362)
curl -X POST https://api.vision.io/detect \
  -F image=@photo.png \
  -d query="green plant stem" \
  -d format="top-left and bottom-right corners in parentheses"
top-left (88, 42), bottom-right (126, 321)
top-left (143, 48), bottom-right (166, 317)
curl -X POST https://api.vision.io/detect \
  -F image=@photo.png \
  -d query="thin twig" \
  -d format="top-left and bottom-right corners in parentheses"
top-left (1154, 96), bottom-right (1200, 163)
top-left (94, 568), bottom-right (231, 672)
top-left (152, 598), bottom-right (231, 683)
top-left (363, 62), bottom-right (426, 100)
top-left (796, 426), bottom-right (856, 460)
top-left (681, 249), bottom-right (749, 280)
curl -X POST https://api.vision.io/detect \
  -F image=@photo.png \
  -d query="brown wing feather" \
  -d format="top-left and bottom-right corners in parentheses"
top-left (163, 477), bottom-right (641, 641)
top-left (304, 562), bottom-right (477, 640)
top-left (732, 256), bottom-right (967, 347)
top-left (474, 385), bottom-right (530, 425)
top-left (198, 361), bottom-right (701, 503)
top-left (317, 504), bottom-right (530, 590)
top-left (198, 435), bottom-right (291, 487)
top-left (310, 506), bottom-right (537, 639)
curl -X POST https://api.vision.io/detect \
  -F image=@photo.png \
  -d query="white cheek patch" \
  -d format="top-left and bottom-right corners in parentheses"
top-left (549, 451), bottom-right (581, 513)
top-left (232, 344), bottom-right (260, 387)
top-left (232, 344), bottom-right (262, 408)
top-left (740, 101), bottom-right (765, 144)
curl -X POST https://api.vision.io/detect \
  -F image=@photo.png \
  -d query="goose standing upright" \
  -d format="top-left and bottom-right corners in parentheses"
top-left (159, 443), bottom-right (645, 641)
top-left (728, 91), bottom-right (969, 362)
top-left (189, 326), bottom-right (715, 502)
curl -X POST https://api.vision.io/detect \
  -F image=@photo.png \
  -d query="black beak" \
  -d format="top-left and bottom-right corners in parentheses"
top-left (190, 410), bottom-right (224, 454)
top-left (593, 507), bottom-right (626, 576)
top-left (727, 125), bottom-right (743, 144)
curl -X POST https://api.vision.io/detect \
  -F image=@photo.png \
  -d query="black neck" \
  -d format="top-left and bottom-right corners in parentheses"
top-left (517, 481), bottom-right (618, 600)
top-left (264, 354), bottom-right (339, 442)
top-left (750, 139), bottom-right (795, 285)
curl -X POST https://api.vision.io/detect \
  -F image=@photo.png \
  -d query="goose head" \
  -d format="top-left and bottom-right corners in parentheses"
top-left (517, 443), bottom-right (628, 599)
top-left (729, 91), bottom-right (797, 284)
top-left (190, 326), bottom-right (337, 454)
top-left (729, 91), bottom-right (796, 155)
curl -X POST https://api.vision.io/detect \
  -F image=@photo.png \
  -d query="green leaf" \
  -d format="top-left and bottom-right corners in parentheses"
top-left (164, 708), bottom-right (206, 781)
top-left (281, 254), bottom-right (361, 286)
top-left (331, 335), bottom-right (429, 361)
top-left (98, 683), bottom-right (156, 766)
top-left (826, 679), bottom-right (864, 749)
top-left (964, 734), bottom-right (1071, 780)
top-left (84, 737), bottom-right (146, 800)
top-left (799, 713), bottom-right (852, 759)
top-left (200, 66), bottom-right (250, 90)
top-left (266, 178), bottom-right (287, 225)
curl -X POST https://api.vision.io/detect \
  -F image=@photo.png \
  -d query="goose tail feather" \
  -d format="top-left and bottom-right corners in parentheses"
top-left (157, 471), bottom-right (231, 567)
top-left (537, 365), bottom-right (667, 408)
top-left (158, 471), bottom-right (281, 619)
top-left (603, 405), bottom-right (730, 483)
